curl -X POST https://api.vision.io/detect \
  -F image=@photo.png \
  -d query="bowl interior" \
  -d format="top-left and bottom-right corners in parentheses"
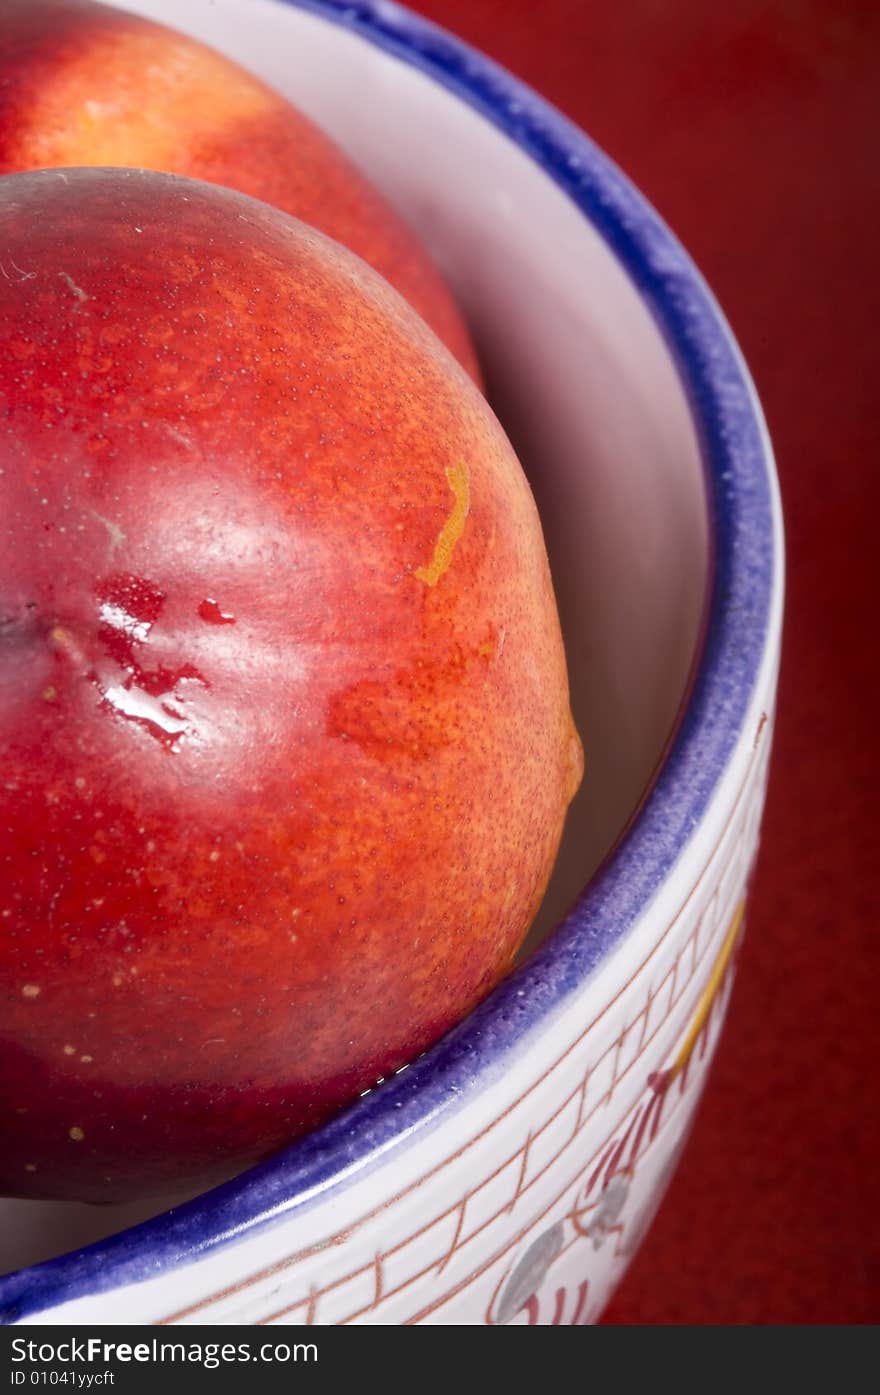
top-left (0, 0), bottom-right (708, 1277)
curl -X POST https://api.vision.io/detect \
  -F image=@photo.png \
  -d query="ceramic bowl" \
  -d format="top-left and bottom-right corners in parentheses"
top-left (0, 0), bottom-right (783, 1325)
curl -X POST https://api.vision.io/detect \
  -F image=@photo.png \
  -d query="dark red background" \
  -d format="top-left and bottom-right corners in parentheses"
top-left (414, 0), bottom-right (879, 1324)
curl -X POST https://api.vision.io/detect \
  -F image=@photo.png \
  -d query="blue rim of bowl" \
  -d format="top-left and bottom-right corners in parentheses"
top-left (0, 0), bottom-right (780, 1322)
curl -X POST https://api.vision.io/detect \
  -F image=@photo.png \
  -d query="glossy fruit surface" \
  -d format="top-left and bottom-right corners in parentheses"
top-left (0, 169), bottom-right (582, 1202)
top-left (0, 0), bottom-right (480, 378)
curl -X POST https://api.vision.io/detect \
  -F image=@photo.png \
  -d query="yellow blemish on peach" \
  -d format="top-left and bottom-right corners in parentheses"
top-left (415, 461), bottom-right (470, 587)
top-left (49, 626), bottom-right (87, 667)
top-left (80, 1055), bottom-right (94, 1064)
top-left (69, 1126), bottom-right (85, 1142)
top-left (63, 1044), bottom-right (76, 1056)
top-left (21, 984), bottom-right (41, 999)
top-left (24, 1163), bottom-right (37, 1173)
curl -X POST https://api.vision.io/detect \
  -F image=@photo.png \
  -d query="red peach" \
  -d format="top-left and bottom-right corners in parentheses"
top-left (0, 0), bottom-right (480, 379)
top-left (0, 169), bottom-right (582, 1203)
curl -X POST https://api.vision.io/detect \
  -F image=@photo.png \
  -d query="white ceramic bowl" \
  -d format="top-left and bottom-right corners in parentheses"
top-left (0, 0), bottom-right (783, 1325)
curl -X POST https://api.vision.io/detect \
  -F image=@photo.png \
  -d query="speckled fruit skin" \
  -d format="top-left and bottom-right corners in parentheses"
top-left (0, 0), bottom-right (480, 381)
top-left (0, 169), bottom-right (582, 1203)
